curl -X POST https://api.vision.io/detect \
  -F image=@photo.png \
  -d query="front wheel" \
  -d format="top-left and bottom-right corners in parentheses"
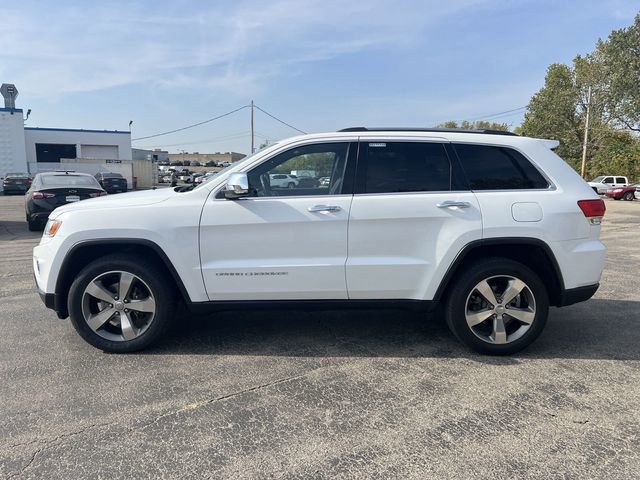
top-left (68, 254), bottom-right (176, 352)
top-left (445, 258), bottom-right (549, 355)
top-left (623, 191), bottom-right (634, 201)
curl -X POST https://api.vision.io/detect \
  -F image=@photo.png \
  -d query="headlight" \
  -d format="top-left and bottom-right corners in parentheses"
top-left (44, 219), bottom-right (62, 237)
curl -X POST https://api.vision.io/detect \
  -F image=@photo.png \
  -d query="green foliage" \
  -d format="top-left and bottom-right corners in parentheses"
top-left (273, 153), bottom-right (335, 177)
top-left (519, 16), bottom-right (640, 180)
top-left (437, 120), bottom-right (510, 131)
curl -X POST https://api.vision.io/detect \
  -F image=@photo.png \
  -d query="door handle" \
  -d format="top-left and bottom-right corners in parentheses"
top-left (437, 200), bottom-right (471, 209)
top-left (308, 204), bottom-right (341, 213)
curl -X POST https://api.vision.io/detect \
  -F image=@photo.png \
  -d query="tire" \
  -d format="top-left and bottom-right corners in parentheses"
top-left (288, 182), bottom-right (295, 189)
top-left (27, 217), bottom-right (41, 231)
top-left (623, 191), bottom-right (634, 201)
top-left (445, 258), bottom-right (549, 355)
top-left (68, 253), bottom-right (176, 352)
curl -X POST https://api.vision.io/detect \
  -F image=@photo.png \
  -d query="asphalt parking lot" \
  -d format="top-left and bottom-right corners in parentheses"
top-left (1, 194), bottom-right (638, 479)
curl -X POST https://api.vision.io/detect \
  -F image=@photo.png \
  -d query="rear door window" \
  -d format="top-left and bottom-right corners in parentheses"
top-left (453, 144), bottom-right (549, 190)
top-left (616, 177), bottom-right (626, 184)
top-left (356, 142), bottom-right (451, 194)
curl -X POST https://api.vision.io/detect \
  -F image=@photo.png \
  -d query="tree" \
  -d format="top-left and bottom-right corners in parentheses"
top-left (599, 14), bottom-right (640, 131)
top-left (517, 16), bottom-right (640, 179)
top-left (436, 120), bottom-right (510, 131)
top-left (520, 64), bottom-right (584, 170)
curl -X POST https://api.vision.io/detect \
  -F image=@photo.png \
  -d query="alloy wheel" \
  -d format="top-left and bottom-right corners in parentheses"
top-left (81, 271), bottom-right (156, 342)
top-left (465, 275), bottom-right (536, 345)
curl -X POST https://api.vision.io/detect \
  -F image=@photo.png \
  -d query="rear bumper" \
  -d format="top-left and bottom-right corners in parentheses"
top-left (558, 283), bottom-right (599, 307)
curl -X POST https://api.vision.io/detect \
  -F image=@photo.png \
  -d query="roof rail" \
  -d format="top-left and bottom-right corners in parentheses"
top-left (338, 127), bottom-right (518, 136)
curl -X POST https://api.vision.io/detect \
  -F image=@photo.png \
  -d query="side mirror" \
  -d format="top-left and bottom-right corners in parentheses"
top-left (224, 172), bottom-right (250, 199)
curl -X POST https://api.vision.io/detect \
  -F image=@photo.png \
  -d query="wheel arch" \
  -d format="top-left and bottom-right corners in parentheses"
top-left (54, 239), bottom-right (191, 318)
top-left (433, 238), bottom-right (565, 307)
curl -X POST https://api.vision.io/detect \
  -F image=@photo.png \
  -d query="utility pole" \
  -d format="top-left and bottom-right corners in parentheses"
top-left (580, 85), bottom-right (592, 179)
top-left (250, 100), bottom-right (255, 154)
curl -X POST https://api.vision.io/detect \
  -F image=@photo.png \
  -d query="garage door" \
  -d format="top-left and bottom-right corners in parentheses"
top-left (81, 145), bottom-right (119, 159)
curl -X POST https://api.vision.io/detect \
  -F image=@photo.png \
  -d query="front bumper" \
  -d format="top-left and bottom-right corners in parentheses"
top-left (37, 286), bottom-right (56, 309)
top-left (37, 283), bottom-right (67, 319)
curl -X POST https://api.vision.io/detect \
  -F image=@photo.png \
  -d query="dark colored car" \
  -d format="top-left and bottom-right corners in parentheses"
top-left (94, 172), bottom-right (128, 193)
top-left (25, 172), bottom-right (106, 231)
top-left (2, 172), bottom-right (32, 195)
top-left (605, 183), bottom-right (638, 201)
top-left (296, 177), bottom-right (320, 188)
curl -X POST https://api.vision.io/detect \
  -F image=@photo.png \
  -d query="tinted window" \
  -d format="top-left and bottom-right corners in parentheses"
top-left (454, 144), bottom-right (549, 190)
top-left (358, 142), bottom-right (451, 193)
top-left (39, 174), bottom-right (101, 188)
top-left (247, 143), bottom-right (350, 197)
top-left (604, 177), bottom-right (614, 183)
top-left (616, 177), bottom-right (626, 183)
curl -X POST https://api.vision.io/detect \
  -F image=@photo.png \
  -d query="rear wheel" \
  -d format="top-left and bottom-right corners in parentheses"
top-left (445, 258), bottom-right (549, 355)
top-left (623, 191), bottom-right (634, 201)
top-left (287, 182), bottom-right (295, 189)
top-left (27, 216), bottom-right (41, 231)
top-left (68, 254), bottom-right (176, 352)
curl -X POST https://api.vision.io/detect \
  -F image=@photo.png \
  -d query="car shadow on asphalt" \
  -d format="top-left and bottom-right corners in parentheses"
top-left (148, 298), bottom-right (640, 363)
top-left (0, 220), bottom-right (42, 240)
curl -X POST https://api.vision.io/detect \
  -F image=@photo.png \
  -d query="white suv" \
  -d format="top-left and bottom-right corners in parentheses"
top-left (33, 128), bottom-right (606, 355)
top-left (269, 173), bottom-right (299, 189)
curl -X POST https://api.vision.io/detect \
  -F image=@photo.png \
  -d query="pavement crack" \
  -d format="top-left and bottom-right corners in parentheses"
top-left (5, 421), bottom-right (115, 477)
top-left (7, 421), bottom-right (113, 450)
top-left (135, 373), bottom-right (306, 433)
top-left (7, 447), bottom-right (42, 479)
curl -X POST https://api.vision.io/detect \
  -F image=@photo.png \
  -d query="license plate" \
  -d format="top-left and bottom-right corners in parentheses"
top-left (66, 195), bottom-right (80, 202)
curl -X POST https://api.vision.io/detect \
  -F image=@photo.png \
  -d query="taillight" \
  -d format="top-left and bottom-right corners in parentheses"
top-left (32, 191), bottom-right (56, 199)
top-left (89, 191), bottom-right (108, 197)
top-left (578, 199), bottom-right (606, 224)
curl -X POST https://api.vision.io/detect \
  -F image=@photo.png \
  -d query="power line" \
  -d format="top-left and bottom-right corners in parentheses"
top-left (131, 105), bottom-right (249, 141)
top-left (465, 106), bottom-right (527, 123)
top-left (254, 104), bottom-right (307, 134)
top-left (136, 131), bottom-right (251, 149)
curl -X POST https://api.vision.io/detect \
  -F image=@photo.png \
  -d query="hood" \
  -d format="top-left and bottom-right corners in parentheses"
top-left (51, 188), bottom-right (175, 217)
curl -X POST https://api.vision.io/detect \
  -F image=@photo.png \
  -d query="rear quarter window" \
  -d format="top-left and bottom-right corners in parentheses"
top-left (453, 144), bottom-right (549, 190)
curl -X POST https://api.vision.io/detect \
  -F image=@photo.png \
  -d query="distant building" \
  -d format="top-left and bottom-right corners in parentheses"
top-left (168, 151), bottom-right (245, 164)
top-left (132, 148), bottom-right (169, 163)
top-left (0, 82), bottom-right (133, 179)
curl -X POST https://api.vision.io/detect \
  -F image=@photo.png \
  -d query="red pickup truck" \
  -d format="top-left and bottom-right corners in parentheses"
top-left (606, 183), bottom-right (639, 201)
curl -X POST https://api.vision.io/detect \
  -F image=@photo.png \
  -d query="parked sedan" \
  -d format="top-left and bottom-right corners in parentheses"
top-left (606, 183), bottom-right (639, 201)
top-left (2, 172), bottom-right (32, 194)
top-left (94, 172), bottom-right (128, 193)
top-left (26, 172), bottom-right (106, 231)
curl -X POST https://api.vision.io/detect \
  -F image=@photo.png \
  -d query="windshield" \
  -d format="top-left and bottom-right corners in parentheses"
top-left (6, 172), bottom-right (29, 178)
top-left (591, 176), bottom-right (605, 182)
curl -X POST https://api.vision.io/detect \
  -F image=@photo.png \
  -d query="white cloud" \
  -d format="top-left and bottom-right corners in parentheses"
top-left (0, 0), bottom-right (493, 97)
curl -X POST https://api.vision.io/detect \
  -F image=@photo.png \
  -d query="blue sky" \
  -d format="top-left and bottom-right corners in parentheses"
top-left (1, 0), bottom-right (638, 154)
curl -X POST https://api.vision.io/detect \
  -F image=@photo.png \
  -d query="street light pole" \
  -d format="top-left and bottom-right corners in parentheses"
top-left (250, 100), bottom-right (255, 154)
top-left (580, 85), bottom-right (592, 179)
